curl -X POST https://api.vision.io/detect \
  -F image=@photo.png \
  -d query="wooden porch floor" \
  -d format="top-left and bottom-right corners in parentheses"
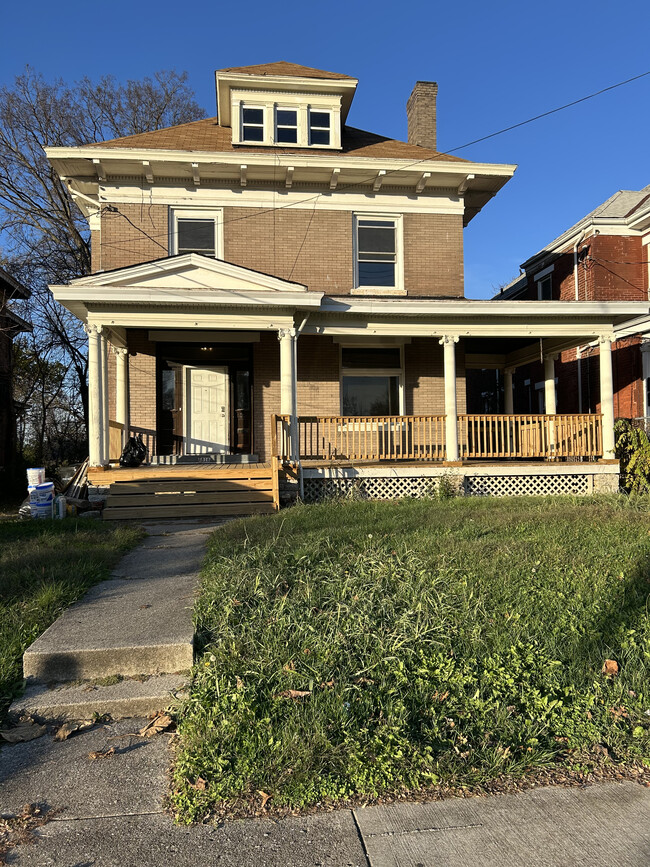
top-left (88, 462), bottom-right (272, 485)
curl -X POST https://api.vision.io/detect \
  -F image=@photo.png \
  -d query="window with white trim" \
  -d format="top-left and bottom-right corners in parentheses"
top-left (537, 275), bottom-right (552, 300)
top-left (170, 209), bottom-right (224, 259)
top-left (340, 346), bottom-right (403, 415)
top-left (309, 110), bottom-right (331, 145)
top-left (275, 108), bottom-right (298, 143)
top-left (354, 216), bottom-right (403, 291)
top-left (241, 106), bottom-right (265, 142)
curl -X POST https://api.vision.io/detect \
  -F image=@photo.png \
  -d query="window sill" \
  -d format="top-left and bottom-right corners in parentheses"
top-left (350, 287), bottom-right (407, 297)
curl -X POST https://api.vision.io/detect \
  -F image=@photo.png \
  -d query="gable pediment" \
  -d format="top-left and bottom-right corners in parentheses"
top-left (69, 254), bottom-right (309, 294)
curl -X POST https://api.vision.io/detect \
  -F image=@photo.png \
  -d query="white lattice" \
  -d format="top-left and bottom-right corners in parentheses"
top-left (303, 476), bottom-right (440, 503)
top-left (464, 474), bottom-right (590, 497)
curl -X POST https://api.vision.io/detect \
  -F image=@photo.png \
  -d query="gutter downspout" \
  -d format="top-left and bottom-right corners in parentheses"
top-left (574, 230), bottom-right (587, 412)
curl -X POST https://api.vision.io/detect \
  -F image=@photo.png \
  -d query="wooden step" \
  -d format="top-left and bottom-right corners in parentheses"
top-left (109, 478), bottom-right (273, 494)
top-left (105, 490), bottom-right (273, 508)
top-left (103, 501), bottom-right (275, 520)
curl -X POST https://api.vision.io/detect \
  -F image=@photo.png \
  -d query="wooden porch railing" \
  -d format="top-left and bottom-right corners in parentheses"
top-left (273, 415), bottom-right (446, 461)
top-left (272, 413), bottom-right (603, 462)
top-left (458, 414), bottom-right (603, 459)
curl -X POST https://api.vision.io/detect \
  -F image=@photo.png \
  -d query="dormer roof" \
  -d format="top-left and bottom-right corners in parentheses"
top-left (217, 61), bottom-right (355, 81)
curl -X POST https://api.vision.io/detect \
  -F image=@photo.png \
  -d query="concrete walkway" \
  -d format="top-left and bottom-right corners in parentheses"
top-left (2, 521), bottom-right (649, 865)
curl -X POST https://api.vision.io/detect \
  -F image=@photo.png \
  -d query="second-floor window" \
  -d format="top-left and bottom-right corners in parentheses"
top-left (309, 111), bottom-right (331, 145)
top-left (241, 107), bottom-right (265, 142)
top-left (354, 216), bottom-right (403, 291)
top-left (275, 108), bottom-right (298, 143)
top-left (171, 209), bottom-right (223, 258)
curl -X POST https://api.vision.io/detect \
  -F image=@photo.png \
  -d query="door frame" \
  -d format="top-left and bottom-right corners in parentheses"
top-left (182, 365), bottom-right (230, 454)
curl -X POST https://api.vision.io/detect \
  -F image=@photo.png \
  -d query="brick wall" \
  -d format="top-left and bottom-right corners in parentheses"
top-left (125, 330), bottom-right (157, 453)
top-left (403, 214), bottom-right (463, 296)
top-left (253, 331), bottom-right (281, 460)
top-left (405, 338), bottom-right (465, 414)
top-left (97, 205), bottom-right (169, 272)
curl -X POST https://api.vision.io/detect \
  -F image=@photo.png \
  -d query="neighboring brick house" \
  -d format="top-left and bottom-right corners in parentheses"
top-left (43, 62), bottom-right (650, 505)
top-left (0, 267), bottom-right (31, 473)
top-left (479, 186), bottom-right (650, 419)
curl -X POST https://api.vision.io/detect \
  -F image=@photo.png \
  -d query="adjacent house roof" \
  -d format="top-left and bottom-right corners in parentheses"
top-left (0, 266), bottom-right (30, 300)
top-left (217, 61), bottom-right (355, 81)
top-left (85, 116), bottom-right (468, 162)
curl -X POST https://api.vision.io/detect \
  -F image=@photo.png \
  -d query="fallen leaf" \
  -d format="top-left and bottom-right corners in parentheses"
top-left (88, 747), bottom-right (115, 760)
top-left (54, 720), bottom-right (94, 741)
top-left (258, 790), bottom-right (271, 808)
top-left (282, 661), bottom-right (295, 672)
top-left (0, 720), bottom-right (47, 743)
top-left (602, 659), bottom-right (619, 677)
top-left (190, 777), bottom-right (207, 791)
top-left (273, 689), bottom-right (311, 700)
top-left (609, 706), bottom-right (629, 721)
top-left (139, 713), bottom-right (174, 737)
top-left (320, 680), bottom-right (335, 689)
top-left (236, 676), bottom-right (244, 690)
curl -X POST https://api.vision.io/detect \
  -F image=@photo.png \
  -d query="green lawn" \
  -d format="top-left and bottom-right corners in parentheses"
top-left (171, 496), bottom-right (650, 822)
top-left (0, 518), bottom-right (142, 722)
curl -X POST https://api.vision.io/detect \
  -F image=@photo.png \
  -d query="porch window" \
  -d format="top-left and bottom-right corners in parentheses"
top-left (341, 346), bottom-right (403, 415)
top-left (170, 209), bottom-right (224, 258)
top-left (354, 216), bottom-right (403, 291)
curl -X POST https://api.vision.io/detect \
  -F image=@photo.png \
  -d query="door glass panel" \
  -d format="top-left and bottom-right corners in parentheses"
top-left (161, 369), bottom-right (176, 411)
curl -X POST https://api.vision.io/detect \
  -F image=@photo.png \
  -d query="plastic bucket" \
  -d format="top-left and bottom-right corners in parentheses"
top-left (30, 482), bottom-right (54, 519)
top-left (26, 467), bottom-right (46, 486)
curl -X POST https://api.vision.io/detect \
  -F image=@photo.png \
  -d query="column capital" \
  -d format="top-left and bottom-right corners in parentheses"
top-left (111, 346), bottom-right (129, 357)
top-left (438, 334), bottom-right (459, 346)
top-left (597, 334), bottom-right (615, 346)
top-left (83, 323), bottom-right (102, 336)
top-left (277, 327), bottom-right (297, 342)
top-left (504, 366), bottom-right (516, 376)
top-left (543, 353), bottom-right (559, 363)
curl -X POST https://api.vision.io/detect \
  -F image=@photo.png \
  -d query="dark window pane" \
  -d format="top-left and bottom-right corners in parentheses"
top-left (310, 112), bottom-right (330, 128)
top-left (242, 125), bottom-right (264, 141)
top-left (276, 109), bottom-right (297, 126)
top-left (358, 225), bottom-right (395, 254)
top-left (276, 127), bottom-right (298, 143)
top-left (358, 262), bottom-right (396, 286)
top-left (342, 376), bottom-right (399, 415)
top-left (539, 276), bottom-right (552, 300)
top-left (342, 347), bottom-right (401, 369)
top-left (310, 128), bottom-right (330, 145)
top-left (177, 219), bottom-right (215, 255)
top-left (161, 369), bottom-right (176, 411)
top-left (242, 108), bottom-right (263, 124)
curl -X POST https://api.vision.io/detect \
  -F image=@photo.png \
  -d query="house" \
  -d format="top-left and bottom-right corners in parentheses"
top-left (44, 62), bottom-right (650, 517)
top-left (0, 266), bottom-right (31, 475)
top-left (480, 185), bottom-right (650, 420)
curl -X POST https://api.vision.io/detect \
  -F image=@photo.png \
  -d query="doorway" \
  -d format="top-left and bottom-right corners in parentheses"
top-left (184, 366), bottom-right (229, 454)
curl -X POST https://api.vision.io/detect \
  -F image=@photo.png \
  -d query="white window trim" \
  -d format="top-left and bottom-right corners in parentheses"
top-left (170, 208), bottom-right (224, 259)
top-left (231, 91), bottom-right (341, 149)
top-left (274, 106), bottom-right (299, 144)
top-left (339, 344), bottom-right (405, 415)
top-left (308, 108), bottom-right (332, 146)
top-left (352, 213), bottom-right (405, 295)
top-left (240, 104), bottom-right (267, 144)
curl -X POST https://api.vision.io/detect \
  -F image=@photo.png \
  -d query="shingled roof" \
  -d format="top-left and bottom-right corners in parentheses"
top-left (87, 116), bottom-right (467, 162)
top-left (217, 61), bottom-right (355, 80)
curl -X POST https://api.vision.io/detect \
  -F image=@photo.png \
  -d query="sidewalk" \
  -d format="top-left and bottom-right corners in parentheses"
top-left (2, 521), bottom-right (649, 865)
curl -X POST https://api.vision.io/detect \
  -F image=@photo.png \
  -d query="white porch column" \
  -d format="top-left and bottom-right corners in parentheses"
top-left (544, 354), bottom-right (557, 415)
top-left (278, 328), bottom-right (298, 461)
top-left (599, 335), bottom-right (616, 459)
top-left (100, 333), bottom-right (110, 464)
top-left (85, 324), bottom-right (103, 467)
top-left (440, 335), bottom-right (459, 461)
top-left (113, 347), bottom-right (129, 448)
top-left (504, 367), bottom-right (514, 415)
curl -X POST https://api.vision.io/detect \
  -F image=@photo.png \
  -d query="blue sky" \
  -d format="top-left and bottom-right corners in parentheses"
top-left (2, 0), bottom-right (649, 298)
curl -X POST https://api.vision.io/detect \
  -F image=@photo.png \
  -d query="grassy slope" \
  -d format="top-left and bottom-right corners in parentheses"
top-left (172, 497), bottom-right (650, 820)
top-left (0, 519), bottom-right (142, 722)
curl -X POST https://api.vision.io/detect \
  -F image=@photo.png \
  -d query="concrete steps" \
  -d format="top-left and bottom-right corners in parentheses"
top-left (10, 674), bottom-right (188, 723)
top-left (11, 522), bottom-right (218, 722)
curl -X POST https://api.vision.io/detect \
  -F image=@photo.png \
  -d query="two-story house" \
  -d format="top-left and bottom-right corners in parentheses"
top-left (45, 62), bottom-right (650, 517)
top-left (488, 185), bottom-right (650, 419)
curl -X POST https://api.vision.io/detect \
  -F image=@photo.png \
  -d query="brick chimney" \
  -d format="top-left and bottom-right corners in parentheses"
top-left (407, 81), bottom-right (438, 151)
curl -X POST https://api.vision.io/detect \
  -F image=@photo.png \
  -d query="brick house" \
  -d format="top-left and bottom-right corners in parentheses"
top-left (482, 186), bottom-right (650, 420)
top-left (44, 63), bottom-right (650, 515)
top-left (0, 266), bottom-right (31, 474)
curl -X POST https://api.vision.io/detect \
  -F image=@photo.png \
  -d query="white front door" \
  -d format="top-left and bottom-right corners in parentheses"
top-left (184, 366), bottom-right (229, 454)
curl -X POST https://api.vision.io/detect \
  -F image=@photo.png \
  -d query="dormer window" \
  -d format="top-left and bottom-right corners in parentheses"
top-left (241, 107), bottom-right (265, 142)
top-left (309, 111), bottom-right (330, 145)
top-left (275, 108), bottom-right (298, 143)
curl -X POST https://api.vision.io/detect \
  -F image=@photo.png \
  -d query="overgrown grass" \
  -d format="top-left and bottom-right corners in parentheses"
top-left (171, 496), bottom-right (650, 821)
top-left (0, 518), bottom-right (142, 722)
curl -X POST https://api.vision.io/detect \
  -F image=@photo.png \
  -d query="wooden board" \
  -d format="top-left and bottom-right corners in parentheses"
top-left (105, 490), bottom-right (273, 507)
top-left (110, 478), bottom-right (273, 494)
top-left (102, 501), bottom-right (275, 520)
top-left (89, 464), bottom-right (272, 484)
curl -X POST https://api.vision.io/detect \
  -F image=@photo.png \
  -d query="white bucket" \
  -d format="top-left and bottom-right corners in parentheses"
top-left (26, 467), bottom-right (46, 486)
top-left (30, 482), bottom-right (55, 519)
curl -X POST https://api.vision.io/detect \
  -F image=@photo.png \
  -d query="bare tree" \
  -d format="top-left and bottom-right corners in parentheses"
top-left (0, 69), bottom-right (205, 458)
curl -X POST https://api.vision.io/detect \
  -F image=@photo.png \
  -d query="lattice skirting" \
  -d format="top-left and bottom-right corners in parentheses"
top-left (463, 474), bottom-right (590, 497)
top-left (302, 472), bottom-right (601, 502)
top-left (302, 476), bottom-right (440, 503)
